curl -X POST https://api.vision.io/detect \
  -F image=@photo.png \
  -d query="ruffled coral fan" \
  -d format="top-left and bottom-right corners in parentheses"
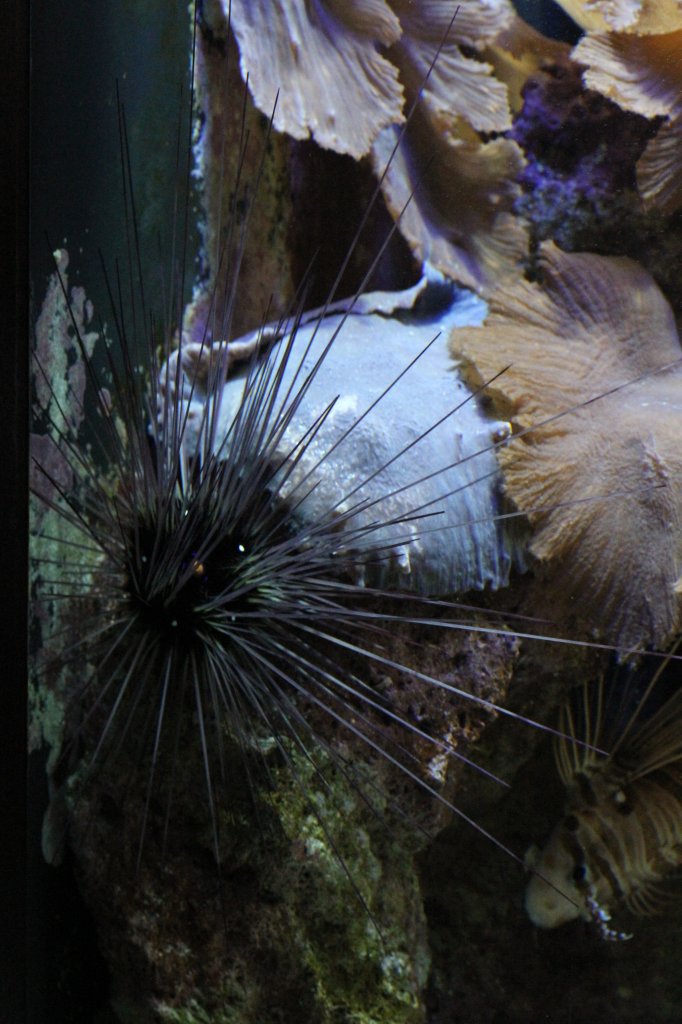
top-left (452, 243), bottom-right (682, 651)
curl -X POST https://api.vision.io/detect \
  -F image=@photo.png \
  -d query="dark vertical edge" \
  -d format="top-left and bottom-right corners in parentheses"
top-left (0, 0), bottom-right (29, 1019)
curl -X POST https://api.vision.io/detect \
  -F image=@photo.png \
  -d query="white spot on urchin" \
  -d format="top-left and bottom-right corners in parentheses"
top-left (475, 421), bottom-right (511, 447)
top-left (353, 564), bottom-right (367, 588)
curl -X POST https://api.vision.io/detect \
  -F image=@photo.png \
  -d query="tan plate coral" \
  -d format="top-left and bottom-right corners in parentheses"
top-left (370, 0), bottom-right (529, 294)
top-left (225, 0), bottom-right (535, 294)
top-left (451, 243), bottom-right (682, 651)
top-left (226, 0), bottom-right (405, 158)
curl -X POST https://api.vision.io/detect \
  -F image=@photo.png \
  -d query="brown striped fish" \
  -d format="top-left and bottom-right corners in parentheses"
top-left (525, 645), bottom-right (682, 940)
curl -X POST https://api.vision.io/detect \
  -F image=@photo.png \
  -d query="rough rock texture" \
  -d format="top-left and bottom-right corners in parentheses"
top-left (66, 614), bottom-right (520, 1023)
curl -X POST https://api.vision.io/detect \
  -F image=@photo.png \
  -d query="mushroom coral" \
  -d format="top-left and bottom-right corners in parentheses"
top-left (574, 29), bottom-right (682, 213)
top-left (225, 0), bottom-right (535, 293)
top-left (371, 0), bottom-right (529, 294)
top-left (450, 244), bottom-right (682, 651)
top-left (554, 1), bottom-right (682, 214)
top-left (226, 0), bottom-right (405, 159)
top-left (226, 0), bottom-right (521, 158)
top-left (371, 121), bottom-right (527, 294)
top-left (387, 0), bottom-right (516, 134)
top-left (554, 0), bottom-right (682, 34)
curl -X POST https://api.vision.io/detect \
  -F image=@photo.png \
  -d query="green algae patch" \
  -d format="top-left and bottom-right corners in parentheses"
top-left (263, 741), bottom-right (430, 1024)
top-left (88, 730), bottom-right (432, 1023)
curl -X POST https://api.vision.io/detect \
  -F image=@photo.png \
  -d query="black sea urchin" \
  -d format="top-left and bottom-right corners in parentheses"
top-left (31, 116), bottom-right (525, 867)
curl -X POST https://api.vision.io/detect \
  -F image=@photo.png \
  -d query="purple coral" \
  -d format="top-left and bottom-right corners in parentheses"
top-left (509, 56), bottom-right (656, 253)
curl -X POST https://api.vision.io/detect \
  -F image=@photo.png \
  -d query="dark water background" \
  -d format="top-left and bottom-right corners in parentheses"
top-left (30, 0), bottom-right (191, 326)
